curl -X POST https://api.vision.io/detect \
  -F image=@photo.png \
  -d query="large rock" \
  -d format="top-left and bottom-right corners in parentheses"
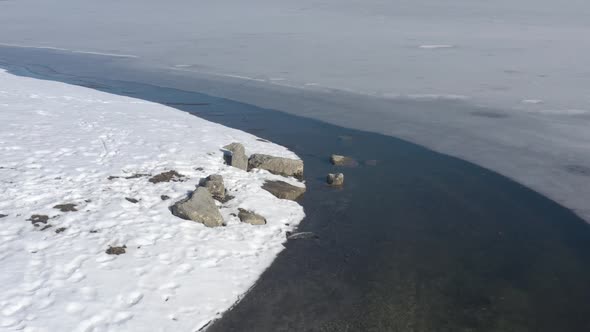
top-left (170, 187), bottom-right (224, 227)
top-left (223, 142), bottom-right (248, 171)
top-left (201, 174), bottom-right (225, 200)
top-left (330, 154), bottom-right (358, 167)
top-left (262, 180), bottom-right (306, 201)
top-left (248, 154), bottom-right (304, 178)
top-left (327, 173), bottom-right (344, 186)
top-left (238, 208), bottom-right (267, 225)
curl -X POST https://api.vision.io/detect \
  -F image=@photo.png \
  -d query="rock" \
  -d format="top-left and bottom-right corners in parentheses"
top-left (330, 154), bottom-right (358, 167)
top-left (248, 154), bottom-right (304, 178)
top-left (106, 245), bottom-right (126, 255)
top-left (223, 142), bottom-right (248, 171)
top-left (40, 225), bottom-right (53, 231)
top-left (28, 214), bottom-right (48, 226)
top-left (365, 159), bottom-right (378, 166)
top-left (327, 173), bottom-right (344, 186)
top-left (55, 227), bottom-right (67, 234)
top-left (53, 203), bottom-right (78, 212)
top-left (125, 197), bottom-right (139, 203)
top-left (170, 187), bottom-right (224, 227)
top-left (160, 195), bottom-right (170, 201)
top-left (262, 180), bottom-right (306, 201)
top-left (238, 208), bottom-right (267, 225)
top-left (149, 170), bottom-right (185, 183)
top-left (201, 174), bottom-right (225, 200)
top-left (287, 231), bottom-right (319, 240)
top-left (0, 214), bottom-right (7, 219)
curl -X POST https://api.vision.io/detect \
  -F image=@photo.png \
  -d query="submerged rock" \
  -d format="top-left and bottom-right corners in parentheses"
top-left (201, 174), bottom-right (225, 200)
top-left (238, 208), bottom-right (267, 225)
top-left (223, 142), bottom-right (248, 171)
top-left (170, 187), bottom-right (224, 227)
top-left (262, 180), bottom-right (306, 201)
top-left (287, 231), bottom-right (319, 240)
top-left (327, 173), bottom-right (344, 186)
top-left (248, 154), bottom-right (304, 178)
top-left (330, 154), bottom-right (358, 167)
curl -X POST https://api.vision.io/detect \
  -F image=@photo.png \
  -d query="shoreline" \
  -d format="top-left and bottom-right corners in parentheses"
top-left (1, 45), bottom-right (589, 224)
top-left (0, 69), bottom-right (305, 331)
top-left (2, 47), bottom-right (590, 330)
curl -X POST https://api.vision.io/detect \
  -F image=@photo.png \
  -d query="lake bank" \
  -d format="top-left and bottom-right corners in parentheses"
top-left (1, 47), bottom-right (590, 330)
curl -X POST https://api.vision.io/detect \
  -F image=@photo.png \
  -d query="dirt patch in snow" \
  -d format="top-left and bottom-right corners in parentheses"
top-left (106, 245), bottom-right (127, 255)
top-left (148, 170), bottom-right (185, 183)
top-left (53, 203), bottom-right (78, 212)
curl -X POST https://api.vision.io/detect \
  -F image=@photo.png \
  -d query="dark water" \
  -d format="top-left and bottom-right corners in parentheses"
top-left (1, 48), bottom-right (590, 332)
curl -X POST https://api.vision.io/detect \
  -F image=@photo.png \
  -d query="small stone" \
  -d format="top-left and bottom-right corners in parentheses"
top-left (125, 197), bottom-right (139, 203)
top-left (200, 174), bottom-right (225, 200)
top-left (55, 227), bottom-right (67, 234)
top-left (238, 208), bottom-right (267, 225)
top-left (248, 154), bottom-right (304, 178)
top-left (161, 195), bottom-right (170, 201)
top-left (106, 245), bottom-right (126, 255)
top-left (170, 187), bottom-right (224, 227)
top-left (40, 225), bottom-right (53, 231)
top-left (53, 203), bottom-right (78, 212)
top-left (28, 214), bottom-right (49, 225)
top-left (262, 180), bottom-right (306, 201)
top-left (0, 214), bottom-right (7, 219)
top-left (149, 170), bottom-right (185, 184)
top-left (223, 142), bottom-right (248, 171)
top-left (327, 173), bottom-right (344, 186)
top-left (330, 154), bottom-right (358, 167)
top-left (89, 230), bottom-right (99, 234)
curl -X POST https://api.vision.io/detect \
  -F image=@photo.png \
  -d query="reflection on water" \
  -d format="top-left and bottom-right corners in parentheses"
top-left (1, 49), bottom-right (590, 331)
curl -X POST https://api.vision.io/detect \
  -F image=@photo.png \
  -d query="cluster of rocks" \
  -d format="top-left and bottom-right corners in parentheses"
top-left (325, 154), bottom-right (357, 187)
top-left (170, 142), bottom-right (306, 228)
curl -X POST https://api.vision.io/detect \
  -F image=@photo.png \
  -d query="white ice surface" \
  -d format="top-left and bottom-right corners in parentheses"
top-left (0, 0), bottom-right (589, 111)
top-left (0, 70), bottom-right (305, 331)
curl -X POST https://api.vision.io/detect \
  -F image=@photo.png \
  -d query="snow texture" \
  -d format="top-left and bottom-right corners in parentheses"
top-left (0, 69), bottom-right (305, 331)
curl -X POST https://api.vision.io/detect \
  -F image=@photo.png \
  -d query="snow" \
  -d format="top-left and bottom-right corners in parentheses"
top-left (0, 69), bottom-right (305, 331)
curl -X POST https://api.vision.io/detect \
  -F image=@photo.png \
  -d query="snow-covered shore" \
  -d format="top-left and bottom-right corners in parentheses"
top-left (0, 69), bottom-right (305, 331)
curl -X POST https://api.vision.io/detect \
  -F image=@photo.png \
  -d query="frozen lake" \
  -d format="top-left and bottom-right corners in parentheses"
top-left (2, 49), bottom-right (590, 331)
top-left (1, 0), bottom-right (589, 222)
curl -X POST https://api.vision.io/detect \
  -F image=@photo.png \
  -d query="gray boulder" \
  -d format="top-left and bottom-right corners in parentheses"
top-left (170, 187), bottom-right (224, 227)
top-left (330, 154), bottom-right (358, 167)
top-left (248, 154), bottom-right (304, 178)
top-left (238, 208), bottom-right (267, 225)
top-left (262, 180), bottom-right (306, 201)
top-left (201, 174), bottom-right (225, 200)
top-left (223, 142), bottom-right (248, 171)
top-left (327, 173), bottom-right (344, 186)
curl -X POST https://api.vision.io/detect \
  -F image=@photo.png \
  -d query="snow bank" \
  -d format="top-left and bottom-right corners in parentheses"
top-left (0, 70), bottom-right (305, 331)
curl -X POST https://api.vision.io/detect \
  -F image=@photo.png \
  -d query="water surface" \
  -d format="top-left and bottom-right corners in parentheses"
top-left (1, 48), bottom-right (590, 331)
